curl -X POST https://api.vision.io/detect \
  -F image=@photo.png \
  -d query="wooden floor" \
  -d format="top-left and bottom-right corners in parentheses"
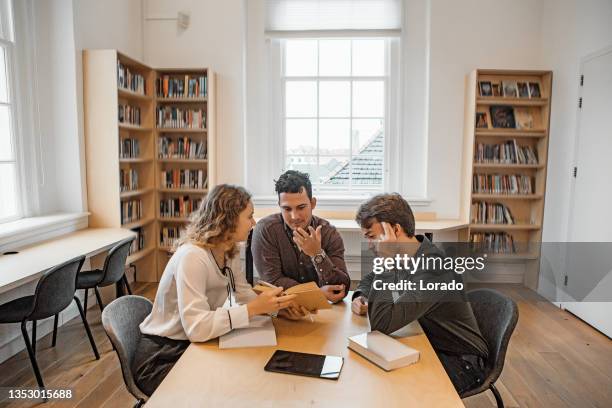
top-left (0, 283), bottom-right (610, 407)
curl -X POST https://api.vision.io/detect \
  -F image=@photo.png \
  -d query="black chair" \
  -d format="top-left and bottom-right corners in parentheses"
top-left (101, 295), bottom-right (152, 407)
top-left (75, 237), bottom-right (135, 320)
top-left (462, 289), bottom-right (519, 408)
top-left (0, 256), bottom-right (99, 389)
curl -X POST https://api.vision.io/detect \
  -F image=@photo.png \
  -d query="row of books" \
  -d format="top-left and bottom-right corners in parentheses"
top-left (156, 75), bottom-right (207, 99)
top-left (119, 138), bottom-right (140, 159)
top-left (156, 107), bottom-right (206, 129)
top-left (160, 226), bottom-right (181, 248)
top-left (117, 61), bottom-right (146, 95)
top-left (120, 169), bottom-right (139, 192)
top-left (129, 227), bottom-right (146, 254)
top-left (121, 199), bottom-right (143, 224)
top-left (479, 80), bottom-right (541, 99)
top-left (161, 169), bottom-right (207, 190)
top-left (471, 202), bottom-right (515, 224)
top-left (119, 104), bottom-right (141, 126)
top-left (160, 196), bottom-right (202, 219)
top-left (472, 174), bottom-right (533, 195)
top-left (476, 106), bottom-right (535, 130)
top-left (475, 140), bottom-right (538, 164)
top-left (470, 232), bottom-right (516, 254)
top-left (159, 137), bottom-right (207, 159)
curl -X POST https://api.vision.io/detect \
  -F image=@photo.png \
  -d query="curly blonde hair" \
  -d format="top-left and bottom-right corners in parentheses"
top-left (177, 184), bottom-right (252, 257)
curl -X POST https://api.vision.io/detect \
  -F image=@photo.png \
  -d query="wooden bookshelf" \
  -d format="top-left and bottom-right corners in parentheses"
top-left (461, 69), bottom-right (552, 289)
top-left (83, 50), bottom-right (216, 282)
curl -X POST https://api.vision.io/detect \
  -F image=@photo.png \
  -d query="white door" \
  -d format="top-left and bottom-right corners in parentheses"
top-left (564, 47), bottom-right (612, 337)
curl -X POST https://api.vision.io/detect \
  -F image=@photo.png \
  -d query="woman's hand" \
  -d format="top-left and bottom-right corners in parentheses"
top-left (278, 304), bottom-right (312, 320)
top-left (246, 287), bottom-right (297, 317)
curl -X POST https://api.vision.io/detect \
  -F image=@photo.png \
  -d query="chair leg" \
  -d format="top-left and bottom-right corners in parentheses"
top-left (123, 274), bottom-right (133, 295)
top-left (94, 287), bottom-right (105, 312)
top-left (32, 320), bottom-right (37, 355)
top-left (52, 314), bottom-right (59, 347)
top-left (490, 383), bottom-right (504, 408)
top-left (21, 320), bottom-right (45, 389)
top-left (73, 296), bottom-right (100, 360)
top-left (83, 288), bottom-right (89, 319)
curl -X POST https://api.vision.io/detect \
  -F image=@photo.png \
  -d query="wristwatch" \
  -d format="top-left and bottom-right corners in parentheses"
top-left (311, 249), bottom-right (327, 265)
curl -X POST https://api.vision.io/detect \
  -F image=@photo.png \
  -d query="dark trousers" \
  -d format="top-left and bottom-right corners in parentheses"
top-left (132, 334), bottom-right (190, 396)
top-left (437, 352), bottom-right (486, 395)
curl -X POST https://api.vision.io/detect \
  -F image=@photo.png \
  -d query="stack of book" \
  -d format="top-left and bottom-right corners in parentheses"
top-left (156, 107), bottom-right (206, 129)
top-left (159, 196), bottom-right (202, 218)
top-left (121, 199), bottom-right (143, 224)
top-left (161, 169), bottom-right (207, 189)
top-left (472, 174), bottom-right (533, 194)
top-left (160, 226), bottom-right (181, 248)
top-left (471, 202), bottom-right (515, 224)
top-left (119, 138), bottom-right (140, 159)
top-left (158, 137), bottom-right (206, 159)
top-left (475, 140), bottom-right (538, 164)
top-left (129, 227), bottom-right (145, 254)
top-left (119, 168), bottom-right (139, 192)
top-left (470, 232), bottom-right (516, 253)
top-left (117, 61), bottom-right (145, 95)
top-left (156, 75), bottom-right (207, 98)
top-left (119, 104), bottom-right (141, 126)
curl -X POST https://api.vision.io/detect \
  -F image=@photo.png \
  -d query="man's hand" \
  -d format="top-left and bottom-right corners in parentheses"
top-left (351, 296), bottom-right (368, 315)
top-left (320, 284), bottom-right (345, 303)
top-left (293, 226), bottom-right (322, 257)
top-left (375, 222), bottom-right (404, 258)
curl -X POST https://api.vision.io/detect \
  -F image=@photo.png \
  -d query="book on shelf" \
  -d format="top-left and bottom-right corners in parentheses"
top-left (472, 174), bottom-right (533, 195)
top-left (160, 226), bottom-right (182, 248)
top-left (474, 140), bottom-right (538, 164)
top-left (156, 75), bottom-right (207, 99)
top-left (117, 61), bottom-right (146, 95)
top-left (158, 136), bottom-right (207, 159)
top-left (471, 201), bottom-right (515, 224)
top-left (159, 196), bottom-right (202, 219)
top-left (121, 199), bottom-right (143, 224)
top-left (156, 106), bottom-right (206, 129)
top-left (470, 232), bottom-right (516, 254)
top-left (118, 104), bottom-right (141, 126)
top-left (161, 169), bottom-right (207, 190)
top-left (129, 227), bottom-right (146, 254)
top-left (119, 138), bottom-right (140, 159)
top-left (489, 105), bottom-right (516, 128)
top-left (120, 168), bottom-right (139, 192)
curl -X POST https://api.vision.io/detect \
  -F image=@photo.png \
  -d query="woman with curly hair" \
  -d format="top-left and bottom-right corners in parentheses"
top-left (134, 184), bottom-right (299, 396)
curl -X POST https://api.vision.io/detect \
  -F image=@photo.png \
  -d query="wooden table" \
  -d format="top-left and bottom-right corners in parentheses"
top-left (146, 297), bottom-right (464, 407)
top-left (0, 228), bottom-right (136, 294)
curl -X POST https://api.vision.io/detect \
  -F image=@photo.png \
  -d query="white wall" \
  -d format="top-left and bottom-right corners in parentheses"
top-left (143, 0), bottom-right (246, 185)
top-left (427, 0), bottom-right (545, 218)
top-left (540, 0), bottom-right (612, 243)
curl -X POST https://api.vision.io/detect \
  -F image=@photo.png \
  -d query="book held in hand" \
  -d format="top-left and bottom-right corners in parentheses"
top-left (253, 281), bottom-right (331, 311)
top-left (348, 331), bottom-right (420, 371)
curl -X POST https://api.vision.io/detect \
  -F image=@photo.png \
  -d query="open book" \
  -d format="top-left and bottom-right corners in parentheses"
top-left (252, 281), bottom-right (332, 311)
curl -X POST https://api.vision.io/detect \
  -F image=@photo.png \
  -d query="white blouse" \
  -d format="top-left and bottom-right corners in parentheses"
top-left (139, 243), bottom-right (257, 342)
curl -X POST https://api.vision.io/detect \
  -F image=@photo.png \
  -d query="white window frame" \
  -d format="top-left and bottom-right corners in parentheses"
top-left (0, 27), bottom-right (23, 224)
top-left (277, 37), bottom-right (394, 197)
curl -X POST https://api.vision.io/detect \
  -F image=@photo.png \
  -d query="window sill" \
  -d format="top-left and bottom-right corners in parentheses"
top-left (0, 213), bottom-right (90, 252)
top-left (252, 195), bottom-right (431, 210)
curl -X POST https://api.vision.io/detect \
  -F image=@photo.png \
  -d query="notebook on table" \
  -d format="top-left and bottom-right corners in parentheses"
top-left (348, 330), bottom-right (420, 371)
top-left (219, 315), bottom-right (277, 349)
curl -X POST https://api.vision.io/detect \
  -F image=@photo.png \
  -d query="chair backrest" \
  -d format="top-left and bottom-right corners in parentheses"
top-left (467, 288), bottom-right (518, 383)
top-left (101, 295), bottom-right (152, 401)
top-left (99, 237), bottom-right (134, 286)
top-left (245, 229), bottom-right (254, 285)
top-left (29, 256), bottom-right (85, 320)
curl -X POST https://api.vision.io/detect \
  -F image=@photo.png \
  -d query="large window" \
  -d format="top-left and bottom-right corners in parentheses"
top-left (0, 0), bottom-right (19, 223)
top-left (282, 38), bottom-right (387, 194)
